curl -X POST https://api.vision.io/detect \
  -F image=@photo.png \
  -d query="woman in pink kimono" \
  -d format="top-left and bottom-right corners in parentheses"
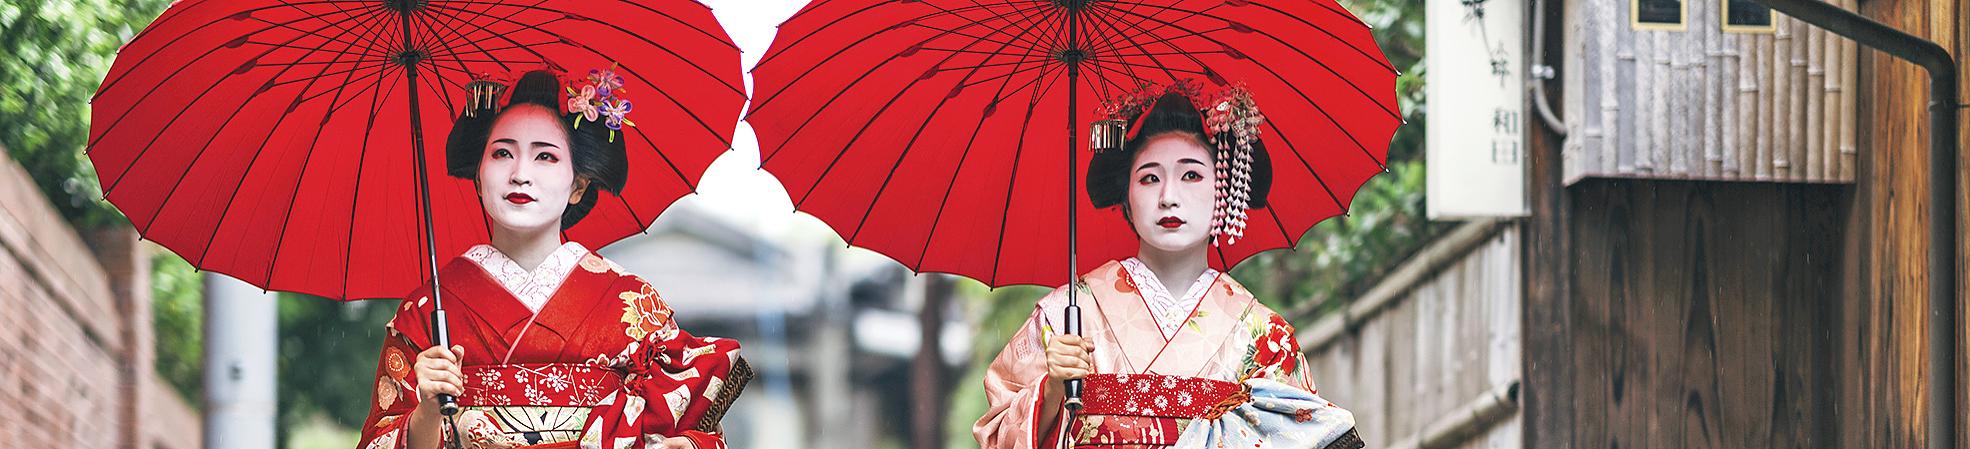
top-left (974, 82), bottom-right (1360, 449)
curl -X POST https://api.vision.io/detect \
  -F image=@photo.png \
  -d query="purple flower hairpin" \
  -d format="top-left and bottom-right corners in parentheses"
top-left (566, 64), bottom-right (635, 142)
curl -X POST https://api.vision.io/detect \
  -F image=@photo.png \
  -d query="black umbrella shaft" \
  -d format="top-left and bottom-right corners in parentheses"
top-left (1061, 3), bottom-right (1084, 413)
top-left (398, 4), bottom-right (464, 432)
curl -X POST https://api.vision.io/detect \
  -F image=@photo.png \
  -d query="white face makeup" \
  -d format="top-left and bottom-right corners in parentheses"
top-left (477, 104), bottom-right (585, 236)
top-left (1127, 132), bottom-right (1216, 253)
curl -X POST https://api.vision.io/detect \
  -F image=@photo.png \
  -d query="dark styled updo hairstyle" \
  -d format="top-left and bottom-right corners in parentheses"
top-left (1085, 91), bottom-right (1273, 209)
top-left (444, 70), bottom-right (629, 229)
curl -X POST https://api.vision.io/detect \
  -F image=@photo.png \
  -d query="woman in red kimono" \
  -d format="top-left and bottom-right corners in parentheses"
top-left (357, 70), bottom-right (744, 449)
top-left (974, 82), bottom-right (1360, 449)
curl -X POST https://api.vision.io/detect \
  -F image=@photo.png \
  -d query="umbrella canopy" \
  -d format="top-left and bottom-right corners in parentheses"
top-left (747, 0), bottom-right (1401, 287)
top-left (88, 0), bottom-right (745, 300)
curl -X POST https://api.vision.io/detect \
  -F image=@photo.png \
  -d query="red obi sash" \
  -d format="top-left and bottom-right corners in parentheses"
top-left (1060, 373), bottom-right (1249, 448)
top-left (1080, 373), bottom-right (1245, 418)
top-left (459, 363), bottom-right (623, 407)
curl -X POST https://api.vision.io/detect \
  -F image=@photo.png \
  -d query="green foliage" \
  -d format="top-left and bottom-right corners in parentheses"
top-left (277, 294), bottom-right (400, 448)
top-left (0, 0), bottom-right (168, 226)
top-left (1229, 0), bottom-right (1440, 317)
top-left (152, 252), bottom-right (205, 403)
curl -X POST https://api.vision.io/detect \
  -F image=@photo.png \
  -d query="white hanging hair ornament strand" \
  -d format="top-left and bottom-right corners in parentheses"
top-left (1202, 84), bottom-right (1262, 246)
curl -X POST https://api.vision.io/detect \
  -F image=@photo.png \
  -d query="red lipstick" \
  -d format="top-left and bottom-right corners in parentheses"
top-left (504, 192), bottom-right (535, 204)
top-left (1157, 216), bottom-right (1184, 229)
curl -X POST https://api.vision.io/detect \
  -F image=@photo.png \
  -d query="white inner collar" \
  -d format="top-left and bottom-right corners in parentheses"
top-left (462, 242), bottom-right (590, 313)
top-left (1120, 258), bottom-right (1219, 339)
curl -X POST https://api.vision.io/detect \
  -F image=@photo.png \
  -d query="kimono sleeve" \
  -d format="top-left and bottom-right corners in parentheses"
top-left (973, 288), bottom-right (1067, 449)
top-left (1248, 312), bottom-right (1325, 401)
top-left (586, 277), bottom-right (737, 449)
top-left (356, 326), bottom-right (423, 449)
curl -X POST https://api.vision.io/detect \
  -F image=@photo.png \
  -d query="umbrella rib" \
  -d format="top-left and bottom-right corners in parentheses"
top-left (1080, 61), bottom-right (1149, 109)
top-left (407, 11), bottom-right (469, 117)
top-left (753, 9), bottom-right (1041, 167)
top-left (904, 2), bottom-right (1052, 53)
top-left (613, 0), bottom-right (743, 52)
top-left (623, 118), bottom-right (701, 193)
top-left (950, 62), bottom-right (1058, 95)
top-left (343, 66), bottom-right (408, 299)
top-left (247, 4), bottom-right (397, 62)
top-left (434, 0), bottom-right (740, 53)
top-left (102, 6), bottom-right (396, 197)
top-left (354, 68), bottom-right (411, 299)
top-left (753, 0), bottom-right (901, 72)
top-left (411, 58), bottom-right (462, 119)
top-left (1091, 4), bottom-right (1396, 169)
top-left (611, 187), bottom-right (651, 233)
top-left (1098, 59), bottom-right (1210, 76)
top-left (1263, 119), bottom-right (1349, 215)
top-left (1102, 49), bottom-right (1231, 58)
top-left (750, 0), bottom-right (1047, 114)
top-left (261, 60), bottom-right (395, 91)
top-left (321, 12), bottom-right (419, 113)
top-left (420, 4), bottom-right (741, 148)
top-left (185, 11), bottom-right (401, 268)
top-left (1101, 2), bottom-right (1401, 120)
top-left (1085, 3), bottom-right (1218, 82)
top-left (1265, 199), bottom-right (1293, 252)
top-left (983, 59), bottom-right (1066, 286)
top-left (830, 0), bottom-right (1064, 242)
top-left (907, 18), bottom-right (1067, 271)
top-left (95, 0), bottom-right (382, 97)
top-left (1086, 0), bottom-right (1219, 55)
top-left (1083, 0), bottom-right (1165, 55)
top-left (1239, 1), bottom-right (1397, 74)
top-left (1077, 5), bottom-right (1185, 88)
top-left (427, 1), bottom-right (744, 97)
top-left (258, 48), bottom-right (400, 287)
top-left (90, 4), bottom-right (384, 153)
top-left (754, 0), bottom-right (1045, 71)
top-left (416, 2), bottom-right (523, 75)
top-left (790, 56), bottom-right (988, 209)
top-left (420, 3), bottom-right (561, 69)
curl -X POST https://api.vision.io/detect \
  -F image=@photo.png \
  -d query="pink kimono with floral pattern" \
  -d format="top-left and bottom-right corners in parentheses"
top-left (974, 260), bottom-right (1356, 449)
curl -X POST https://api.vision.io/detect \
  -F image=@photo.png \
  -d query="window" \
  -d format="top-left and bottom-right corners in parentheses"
top-left (1722, 0), bottom-right (1777, 33)
top-left (1632, 0), bottom-right (1687, 31)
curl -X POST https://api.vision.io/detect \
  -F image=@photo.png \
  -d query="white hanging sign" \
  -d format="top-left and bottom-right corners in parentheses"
top-left (1426, 0), bottom-right (1530, 219)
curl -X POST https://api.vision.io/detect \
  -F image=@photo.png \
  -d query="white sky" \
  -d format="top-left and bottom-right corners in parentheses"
top-left (662, 0), bottom-right (830, 241)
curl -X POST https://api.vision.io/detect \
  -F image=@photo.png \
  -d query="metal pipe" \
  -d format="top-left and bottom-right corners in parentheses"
top-left (1751, 1), bottom-right (1960, 446)
top-left (1527, 0), bottom-right (1565, 136)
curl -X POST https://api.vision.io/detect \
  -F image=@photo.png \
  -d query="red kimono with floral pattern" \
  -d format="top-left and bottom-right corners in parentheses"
top-left (358, 244), bottom-right (742, 449)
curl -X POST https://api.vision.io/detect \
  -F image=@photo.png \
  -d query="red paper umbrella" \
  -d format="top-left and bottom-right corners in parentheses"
top-left (88, 0), bottom-right (745, 301)
top-left (748, 0), bottom-right (1401, 288)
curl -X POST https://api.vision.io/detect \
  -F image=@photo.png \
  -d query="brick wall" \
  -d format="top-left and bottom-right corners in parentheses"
top-left (0, 147), bottom-right (200, 449)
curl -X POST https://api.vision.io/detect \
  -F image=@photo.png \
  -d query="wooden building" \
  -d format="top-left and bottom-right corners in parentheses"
top-left (1299, 0), bottom-right (1968, 447)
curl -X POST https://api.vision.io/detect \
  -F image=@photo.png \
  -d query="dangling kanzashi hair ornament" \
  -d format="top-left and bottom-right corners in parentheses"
top-left (566, 65), bottom-right (636, 142)
top-left (1201, 84), bottom-right (1263, 245)
top-left (1091, 80), bottom-right (1267, 246)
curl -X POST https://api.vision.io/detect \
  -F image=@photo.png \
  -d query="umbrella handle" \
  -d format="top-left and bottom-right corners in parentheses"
top-left (1062, 302), bottom-right (1084, 411)
top-left (431, 308), bottom-right (462, 416)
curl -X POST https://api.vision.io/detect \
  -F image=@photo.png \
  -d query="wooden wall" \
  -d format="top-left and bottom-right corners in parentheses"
top-left (1561, 0), bottom-right (1859, 183)
top-left (1847, 0), bottom-right (1968, 446)
top-left (1559, 179), bottom-right (1846, 448)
